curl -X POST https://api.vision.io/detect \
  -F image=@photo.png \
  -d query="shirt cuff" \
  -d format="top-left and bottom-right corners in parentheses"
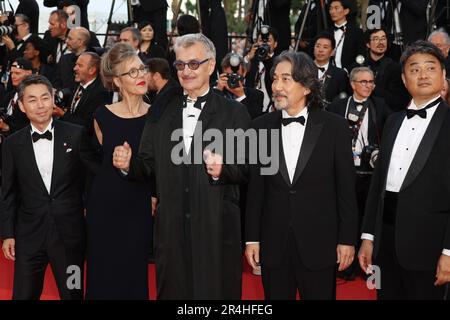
top-left (442, 249), bottom-right (450, 256)
top-left (361, 233), bottom-right (374, 241)
top-left (246, 241), bottom-right (260, 245)
top-left (120, 169), bottom-right (129, 176)
top-left (235, 94), bottom-right (246, 102)
top-left (212, 176), bottom-right (219, 181)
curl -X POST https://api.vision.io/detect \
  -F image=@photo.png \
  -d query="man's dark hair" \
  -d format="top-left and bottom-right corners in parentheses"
top-left (177, 15), bottom-right (200, 36)
top-left (314, 31), bottom-right (336, 49)
top-left (400, 40), bottom-right (446, 72)
top-left (271, 51), bottom-right (323, 109)
top-left (59, 0), bottom-right (76, 8)
top-left (50, 9), bottom-right (69, 23)
top-left (26, 35), bottom-right (47, 63)
top-left (146, 58), bottom-right (170, 80)
top-left (18, 75), bottom-right (54, 102)
top-left (330, 0), bottom-right (352, 10)
top-left (364, 27), bottom-right (389, 45)
top-left (80, 51), bottom-right (101, 73)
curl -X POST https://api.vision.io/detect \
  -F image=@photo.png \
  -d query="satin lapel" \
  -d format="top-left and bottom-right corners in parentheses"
top-left (20, 125), bottom-right (49, 195)
top-left (291, 109), bottom-right (323, 186)
top-left (273, 111), bottom-right (291, 186)
top-left (50, 121), bottom-right (65, 195)
top-left (400, 104), bottom-right (447, 191)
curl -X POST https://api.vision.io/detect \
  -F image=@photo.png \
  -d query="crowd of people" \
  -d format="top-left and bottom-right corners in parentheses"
top-left (0, 0), bottom-right (450, 301)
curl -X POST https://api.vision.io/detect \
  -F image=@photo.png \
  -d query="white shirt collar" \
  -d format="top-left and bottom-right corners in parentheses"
top-left (30, 119), bottom-right (53, 135)
top-left (335, 21), bottom-right (348, 28)
top-left (282, 106), bottom-right (308, 119)
top-left (409, 95), bottom-right (441, 110)
top-left (185, 87), bottom-right (210, 101)
top-left (81, 77), bottom-right (96, 90)
top-left (353, 95), bottom-right (368, 103)
top-left (316, 61), bottom-right (330, 71)
top-left (21, 33), bottom-right (32, 42)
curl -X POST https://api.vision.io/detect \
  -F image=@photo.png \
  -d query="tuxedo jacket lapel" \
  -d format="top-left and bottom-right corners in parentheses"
top-left (20, 126), bottom-right (49, 195)
top-left (271, 111), bottom-right (291, 186)
top-left (50, 121), bottom-right (66, 195)
top-left (400, 104), bottom-right (447, 191)
top-left (291, 109), bottom-right (323, 186)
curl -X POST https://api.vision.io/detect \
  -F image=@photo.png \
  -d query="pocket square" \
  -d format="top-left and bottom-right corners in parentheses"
top-left (66, 148), bottom-right (72, 153)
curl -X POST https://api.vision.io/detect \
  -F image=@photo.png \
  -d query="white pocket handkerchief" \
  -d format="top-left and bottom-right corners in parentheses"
top-left (66, 148), bottom-right (72, 153)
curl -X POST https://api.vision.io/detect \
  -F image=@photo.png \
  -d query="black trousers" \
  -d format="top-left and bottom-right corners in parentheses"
top-left (13, 221), bottom-right (84, 300)
top-left (262, 231), bottom-right (336, 300)
top-left (375, 192), bottom-right (449, 300)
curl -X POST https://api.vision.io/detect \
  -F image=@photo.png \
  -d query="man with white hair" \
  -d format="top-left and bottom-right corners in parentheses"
top-left (428, 28), bottom-right (450, 76)
top-left (112, 33), bottom-right (251, 299)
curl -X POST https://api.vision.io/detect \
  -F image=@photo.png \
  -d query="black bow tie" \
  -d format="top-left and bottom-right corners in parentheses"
top-left (317, 66), bottom-right (326, 73)
top-left (334, 25), bottom-right (346, 31)
top-left (406, 98), bottom-right (442, 119)
top-left (282, 116), bottom-right (306, 126)
top-left (32, 130), bottom-right (53, 143)
top-left (183, 92), bottom-right (209, 110)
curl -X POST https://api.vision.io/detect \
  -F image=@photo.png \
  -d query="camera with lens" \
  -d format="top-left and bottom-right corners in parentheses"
top-left (360, 145), bottom-right (379, 171)
top-left (0, 11), bottom-right (16, 36)
top-left (54, 88), bottom-right (72, 111)
top-left (226, 54), bottom-right (244, 89)
top-left (256, 25), bottom-right (271, 61)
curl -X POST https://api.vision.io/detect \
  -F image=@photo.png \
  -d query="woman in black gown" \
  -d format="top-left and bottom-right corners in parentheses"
top-left (86, 42), bottom-right (153, 299)
top-left (139, 21), bottom-right (166, 60)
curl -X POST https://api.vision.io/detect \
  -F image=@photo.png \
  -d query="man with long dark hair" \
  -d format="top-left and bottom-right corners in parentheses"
top-left (245, 51), bottom-right (358, 299)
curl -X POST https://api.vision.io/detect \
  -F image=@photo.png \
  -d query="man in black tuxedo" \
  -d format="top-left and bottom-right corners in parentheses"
top-left (313, 32), bottom-right (350, 106)
top-left (328, 66), bottom-right (390, 279)
top-left (112, 33), bottom-right (250, 299)
top-left (0, 74), bottom-right (100, 300)
top-left (428, 28), bottom-right (450, 77)
top-left (58, 52), bottom-right (109, 135)
top-left (44, 10), bottom-right (70, 65)
top-left (131, 0), bottom-right (168, 50)
top-left (358, 41), bottom-right (450, 299)
top-left (245, 51), bottom-right (358, 300)
top-left (245, 26), bottom-right (279, 113)
top-left (356, 28), bottom-right (410, 112)
top-left (215, 53), bottom-right (264, 120)
top-left (145, 57), bottom-right (179, 105)
top-left (1, 14), bottom-right (34, 64)
top-left (327, 0), bottom-right (365, 71)
top-left (44, 0), bottom-right (90, 31)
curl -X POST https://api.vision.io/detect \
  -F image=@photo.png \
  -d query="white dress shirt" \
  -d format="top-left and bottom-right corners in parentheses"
top-left (258, 61), bottom-right (270, 112)
top-left (282, 108), bottom-right (308, 182)
top-left (71, 77), bottom-right (96, 112)
top-left (182, 89), bottom-right (209, 154)
top-left (361, 96), bottom-right (450, 256)
top-left (6, 93), bottom-right (18, 116)
top-left (317, 62), bottom-right (330, 80)
top-left (31, 121), bottom-right (54, 194)
top-left (334, 22), bottom-right (347, 68)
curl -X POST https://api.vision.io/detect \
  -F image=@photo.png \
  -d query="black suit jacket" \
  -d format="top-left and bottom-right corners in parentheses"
top-left (61, 77), bottom-right (111, 135)
top-left (0, 91), bottom-right (29, 135)
top-left (399, 0), bottom-right (428, 45)
top-left (362, 102), bottom-right (450, 270)
top-left (327, 96), bottom-right (391, 147)
top-left (245, 56), bottom-right (274, 107)
top-left (246, 108), bottom-right (358, 270)
top-left (328, 23), bottom-right (365, 71)
top-left (322, 64), bottom-right (350, 104)
top-left (138, 0), bottom-right (168, 11)
top-left (53, 52), bottom-right (77, 91)
top-left (213, 87), bottom-right (264, 120)
top-left (0, 120), bottom-right (101, 254)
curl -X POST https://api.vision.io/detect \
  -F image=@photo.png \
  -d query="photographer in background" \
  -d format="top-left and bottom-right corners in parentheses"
top-left (244, 25), bottom-right (278, 113)
top-left (327, 67), bottom-right (390, 280)
top-left (215, 52), bottom-right (264, 120)
top-left (0, 58), bottom-right (33, 135)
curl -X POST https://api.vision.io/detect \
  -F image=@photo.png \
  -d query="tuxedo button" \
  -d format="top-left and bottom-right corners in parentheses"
top-left (289, 190), bottom-right (296, 194)
top-left (184, 187), bottom-right (189, 193)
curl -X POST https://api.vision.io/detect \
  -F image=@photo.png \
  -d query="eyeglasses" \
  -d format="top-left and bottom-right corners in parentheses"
top-left (14, 23), bottom-right (26, 28)
top-left (118, 66), bottom-right (149, 79)
top-left (173, 58), bottom-right (210, 71)
top-left (353, 80), bottom-right (375, 86)
top-left (370, 37), bottom-right (387, 43)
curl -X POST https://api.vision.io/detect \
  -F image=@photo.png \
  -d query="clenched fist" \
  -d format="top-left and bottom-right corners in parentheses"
top-left (113, 141), bottom-right (132, 172)
top-left (203, 149), bottom-right (223, 179)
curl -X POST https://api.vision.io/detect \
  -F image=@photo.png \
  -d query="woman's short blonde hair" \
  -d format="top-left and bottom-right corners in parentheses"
top-left (100, 42), bottom-right (138, 91)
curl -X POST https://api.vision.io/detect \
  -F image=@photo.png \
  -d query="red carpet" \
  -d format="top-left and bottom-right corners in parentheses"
top-left (0, 255), bottom-right (376, 300)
